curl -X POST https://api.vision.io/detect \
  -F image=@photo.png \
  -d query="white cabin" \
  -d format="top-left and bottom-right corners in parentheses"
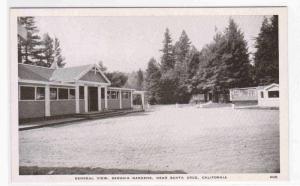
top-left (257, 83), bottom-right (279, 107)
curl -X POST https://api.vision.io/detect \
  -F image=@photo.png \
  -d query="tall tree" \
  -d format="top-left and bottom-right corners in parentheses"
top-left (37, 33), bottom-right (54, 67)
top-left (18, 17), bottom-right (42, 64)
top-left (220, 18), bottom-right (252, 89)
top-left (160, 28), bottom-right (175, 72)
top-left (145, 58), bottom-right (161, 104)
top-left (157, 28), bottom-right (177, 104)
top-left (136, 69), bottom-right (144, 91)
top-left (187, 46), bottom-right (201, 79)
top-left (53, 37), bottom-right (66, 68)
top-left (192, 19), bottom-right (252, 102)
top-left (173, 30), bottom-right (192, 103)
top-left (254, 15), bottom-right (279, 85)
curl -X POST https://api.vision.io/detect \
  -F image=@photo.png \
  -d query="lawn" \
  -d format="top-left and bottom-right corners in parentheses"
top-left (19, 105), bottom-right (279, 174)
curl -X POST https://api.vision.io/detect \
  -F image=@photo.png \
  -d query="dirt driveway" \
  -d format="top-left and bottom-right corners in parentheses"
top-left (19, 105), bottom-right (279, 173)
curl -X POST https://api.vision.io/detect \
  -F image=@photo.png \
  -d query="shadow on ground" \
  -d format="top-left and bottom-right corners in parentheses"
top-left (19, 166), bottom-right (187, 175)
top-left (48, 112), bottom-right (151, 129)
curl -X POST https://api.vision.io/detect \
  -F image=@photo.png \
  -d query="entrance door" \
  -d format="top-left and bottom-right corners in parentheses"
top-left (88, 87), bottom-right (98, 112)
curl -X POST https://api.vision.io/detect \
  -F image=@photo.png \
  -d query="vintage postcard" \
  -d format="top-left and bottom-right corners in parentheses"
top-left (10, 7), bottom-right (288, 183)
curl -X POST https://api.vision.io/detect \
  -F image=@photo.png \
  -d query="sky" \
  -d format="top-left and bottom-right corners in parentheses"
top-left (35, 15), bottom-right (268, 72)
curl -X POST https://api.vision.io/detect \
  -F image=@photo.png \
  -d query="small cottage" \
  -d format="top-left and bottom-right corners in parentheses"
top-left (257, 83), bottom-right (279, 107)
top-left (229, 83), bottom-right (279, 107)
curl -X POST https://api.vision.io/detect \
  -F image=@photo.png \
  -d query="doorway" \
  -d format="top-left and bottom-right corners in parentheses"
top-left (88, 87), bottom-right (98, 112)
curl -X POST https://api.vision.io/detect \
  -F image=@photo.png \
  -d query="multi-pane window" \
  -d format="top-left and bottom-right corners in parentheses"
top-left (107, 90), bottom-right (119, 99)
top-left (20, 86), bottom-right (35, 100)
top-left (20, 86), bottom-right (80, 101)
top-left (268, 91), bottom-right (279, 98)
top-left (107, 91), bottom-right (111, 99)
top-left (69, 89), bottom-right (75, 99)
top-left (36, 87), bottom-right (45, 100)
top-left (79, 86), bottom-right (84, 99)
top-left (58, 88), bottom-right (69, 100)
top-left (111, 91), bottom-right (117, 99)
top-left (50, 88), bottom-right (58, 100)
top-left (122, 92), bottom-right (130, 99)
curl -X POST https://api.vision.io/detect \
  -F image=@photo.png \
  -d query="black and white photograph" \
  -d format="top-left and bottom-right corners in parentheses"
top-left (10, 7), bottom-right (288, 182)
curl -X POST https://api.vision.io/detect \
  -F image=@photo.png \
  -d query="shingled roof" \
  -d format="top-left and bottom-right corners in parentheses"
top-left (18, 63), bottom-right (110, 84)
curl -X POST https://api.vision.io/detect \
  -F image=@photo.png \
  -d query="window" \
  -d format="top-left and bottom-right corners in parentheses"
top-left (58, 88), bottom-right (68, 100)
top-left (79, 86), bottom-right (84, 99)
top-left (107, 91), bottom-right (111, 99)
top-left (50, 88), bottom-right (57, 100)
top-left (111, 91), bottom-right (117, 99)
top-left (108, 90), bottom-right (119, 99)
top-left (69, 89), bottom-right (75, 99)
top-left (122, 92), bottom-right (130, 99)
top-left (36, 87), bottom-right (45, 100)
top-left (268, 91), bottom-right (279, 98)
top-left (260, 91), bottom-right (264, 98)
top-left (20, 86), bottom-right (35, 100)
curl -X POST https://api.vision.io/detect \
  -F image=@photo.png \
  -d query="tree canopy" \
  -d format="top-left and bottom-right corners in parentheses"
top-left (254, 15), bottom-right (279, 85)
top-left (18, 17), bottom-right (65, 68)
top-left (145, 18), bottom-right (273, 104)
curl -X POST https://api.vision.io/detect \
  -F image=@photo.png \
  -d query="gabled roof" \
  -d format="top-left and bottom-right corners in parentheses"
top-left (18, 64), bottom-right (55, 81)
top-left (257, 83), bottom-right (279, 91)
top-left (264, 83), bottom-right (279, 90)
top-left (50, 64), bottom-right (91, 82)
top-left (18, 63), bottom-right (110, 84)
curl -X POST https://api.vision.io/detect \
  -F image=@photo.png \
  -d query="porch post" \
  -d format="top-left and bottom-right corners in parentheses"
top-left (45, 85), bottom-right (50, 116)
top-left (84, 85), bottom-right (88, 112)
top-left (98, 86), bottom-right (102, 111)
top-left (119, 90), bottom-right (122, 109)
top-left (141, 92), bottom-right (145, 110)
top-left (75, 86), bottom-right (80, 113)
top-left (130, 90), bottom-right (133, 108)
top-left (104, 86), bottom-right (108, 109)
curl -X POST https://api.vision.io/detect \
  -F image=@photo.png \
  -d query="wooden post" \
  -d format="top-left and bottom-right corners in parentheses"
top-left (45, 85), bottom-right (50, 116)
top-left (84, 85), bottom-right (88, 112)
top-left (130, 91), bottom-right (133, 108)
top-left (141, 92), bottom-right (145, 110)
top-left (119, 90), bottom-right (122, 109)
top-left (104, 86), bottom-right (108, 109)
top-left (75, 86), bottom-right (80, 113)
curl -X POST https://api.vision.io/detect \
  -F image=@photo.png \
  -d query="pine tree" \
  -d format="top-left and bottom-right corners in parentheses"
top-left (145, 58), bottom-right (161, 104)
top-left (160, 28), bottom-right (175, 72)
top-left (37, 33), bottom-right (54, 67)
top-left (173, 30), bottom-right (192, 103)
top-left (136, 69), bottom-right (144, 91)
top-left (254, 15), bottom-right (279, 85)
top-left (157, 28), bottom-right (177, 104)
top-left (220, 18), bottom-right (252, 89)
top-left (187, 46), bottom-right (201, 79)
top-left (53, 37), bottom-right (66, 68)
top-left (18, 17), bottom-right (42, 64)
top-left (192, 19), bottom-right (252, 102)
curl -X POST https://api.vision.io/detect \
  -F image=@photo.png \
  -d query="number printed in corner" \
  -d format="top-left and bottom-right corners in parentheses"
top-left (270, 175), bottom-right (278, 179)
